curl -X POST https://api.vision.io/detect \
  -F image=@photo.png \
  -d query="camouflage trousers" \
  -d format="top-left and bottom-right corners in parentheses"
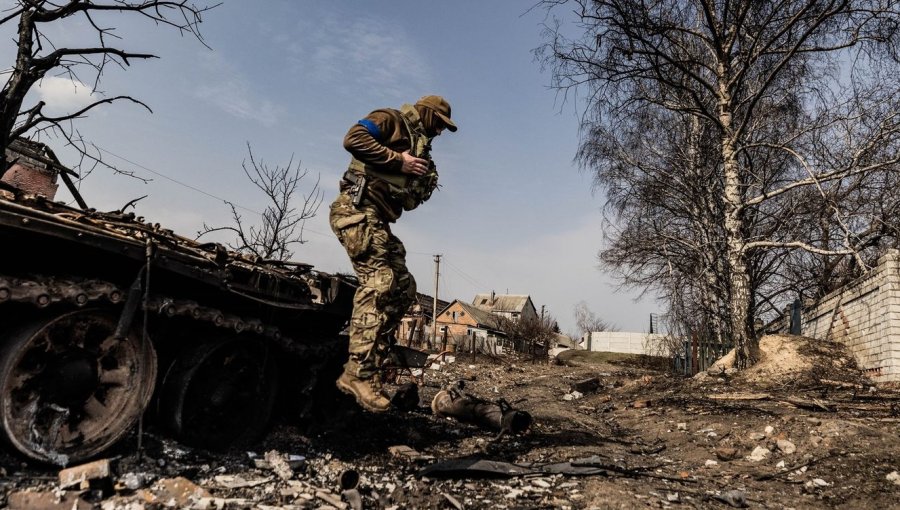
top-left (329, 192), bottom-right (416, 379)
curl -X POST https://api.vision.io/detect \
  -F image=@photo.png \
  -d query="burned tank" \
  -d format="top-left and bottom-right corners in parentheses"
top-left (0, 179), bottom-right (355, 466)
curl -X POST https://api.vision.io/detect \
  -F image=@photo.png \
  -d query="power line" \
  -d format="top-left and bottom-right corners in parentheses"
top-left (94, 145), bottom-right (335, 239)
top-left (439, 271), bottom-right (452, 301)
top-left (443, 259), bottom-right (485, 289)
top-left (97, 146), bottom-right (262, 216)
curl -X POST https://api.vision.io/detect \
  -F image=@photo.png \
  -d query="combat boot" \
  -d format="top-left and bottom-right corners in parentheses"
top-left (336, 371), bottom-right (391, 413)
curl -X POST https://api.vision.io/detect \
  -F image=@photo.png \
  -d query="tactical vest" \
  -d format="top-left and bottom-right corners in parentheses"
top-left (348, 104), bottom-right (439, 212)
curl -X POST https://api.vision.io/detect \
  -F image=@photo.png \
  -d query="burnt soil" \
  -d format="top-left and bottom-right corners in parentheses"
top-left (2, 335), bottom-right (900, 509)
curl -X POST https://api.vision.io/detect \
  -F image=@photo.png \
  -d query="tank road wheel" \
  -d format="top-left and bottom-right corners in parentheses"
top-left (159, 338), bottom-right (278, 450)
top-left (0, 309), bottom-right (157, 466)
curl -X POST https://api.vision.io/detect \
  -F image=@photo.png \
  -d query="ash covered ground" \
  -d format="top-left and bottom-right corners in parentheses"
top-left (3, 335), bottom-right (900, 509)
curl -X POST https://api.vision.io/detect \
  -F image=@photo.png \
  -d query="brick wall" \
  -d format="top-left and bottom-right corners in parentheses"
top-left (3, 145), bottom-right (60, 199)
top-left (789, 250), bottom-right (900, 383)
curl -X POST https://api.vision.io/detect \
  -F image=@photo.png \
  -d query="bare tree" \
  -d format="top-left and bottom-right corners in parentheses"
top-left (199, 144), bottom-right (323, 262)
top-left (573, 300), bottom-right (614, 337)
top-left (0, 1), bottom-right (217, 179)
top-left (538, 0), bottom-right (900, 368)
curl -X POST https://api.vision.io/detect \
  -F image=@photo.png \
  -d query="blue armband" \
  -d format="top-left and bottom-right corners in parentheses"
top-left (357, 119), bottom-right (381, 139)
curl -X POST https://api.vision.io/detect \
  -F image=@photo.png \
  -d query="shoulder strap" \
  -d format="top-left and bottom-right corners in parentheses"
top-left (398, 104), bottom-right (431, 159)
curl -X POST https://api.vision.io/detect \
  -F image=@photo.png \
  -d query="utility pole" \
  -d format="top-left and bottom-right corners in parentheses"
top-left (432, 254), bottom-right (441, 349)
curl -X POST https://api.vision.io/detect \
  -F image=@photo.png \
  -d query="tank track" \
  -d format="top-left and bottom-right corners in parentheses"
top-left (0, 273), bottom-right (340, 411)
top-left (1, 274), bottom-right (325, 348)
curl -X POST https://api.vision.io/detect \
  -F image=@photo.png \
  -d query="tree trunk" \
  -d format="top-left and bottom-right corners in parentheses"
top-left (720, 111), bottom-right (756, 369)
top-left (1, 10), bottom-right (36, 178)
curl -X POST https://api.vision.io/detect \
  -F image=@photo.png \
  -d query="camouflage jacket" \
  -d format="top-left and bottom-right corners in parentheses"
top-left (342, 104), bottom-right (438, 222)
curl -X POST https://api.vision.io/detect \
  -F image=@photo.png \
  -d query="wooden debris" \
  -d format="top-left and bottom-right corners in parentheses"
top-left (389, 445), bottom-right (434, 461)
top-left (707, 393), bottom-right (771, 401)
top-left (755, 458), bottom-right (819, 481)
top-left (315, 490), bottom-right (348, 509)
top-left (820, 378), bottom-right (865, 389)
top-left (443, 492), bottom-right (465, 510)
top-left (782, 398), bottom-right (835, 412)
top-left (58, 458), bottom-right (114, 490)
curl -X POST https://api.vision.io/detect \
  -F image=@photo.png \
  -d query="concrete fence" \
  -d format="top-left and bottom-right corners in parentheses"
top-left (780, 250), bottom-right (900, 383)
top-left (582, 331), bottom-right (668, 355)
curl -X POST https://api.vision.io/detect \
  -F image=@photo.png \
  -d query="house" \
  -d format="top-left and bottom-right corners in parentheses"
top-left (551, 332), bottom-right (579, 350)
top-left (397, 293), bottom-right (449, 348)
top-left (435, 299), bottom-right (508, 355)
top-left (472, 292), bottom-right (538, 323)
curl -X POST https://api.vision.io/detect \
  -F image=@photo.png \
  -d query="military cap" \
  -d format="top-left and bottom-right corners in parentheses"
top-left (415, 95), bottom-right (457, 132)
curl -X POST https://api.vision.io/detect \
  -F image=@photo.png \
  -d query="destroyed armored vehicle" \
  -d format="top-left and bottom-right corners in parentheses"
top-left (0, 142), bottom-right (355, 466)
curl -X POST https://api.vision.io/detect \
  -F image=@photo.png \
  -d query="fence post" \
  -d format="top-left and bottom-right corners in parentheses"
top-left (691, 333), bottom-right (699, 375)
top-left (790, 298), bottom-right (802, 335)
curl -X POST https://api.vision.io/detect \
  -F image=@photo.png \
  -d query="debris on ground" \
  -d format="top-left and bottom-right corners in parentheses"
top-left (1, 337), bottom-right (898, 509)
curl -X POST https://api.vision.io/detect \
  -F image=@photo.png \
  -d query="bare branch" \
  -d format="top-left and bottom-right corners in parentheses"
top-left (1, 0), bottom-right (217, 181)
top-left (198, 144), bottom-right (322, 262)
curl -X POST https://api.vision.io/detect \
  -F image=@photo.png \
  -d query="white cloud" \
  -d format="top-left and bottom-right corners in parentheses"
top-left (195, 79), bottom-right (279, 127)
top-left (35, 76), bottom-right (97, 113)
top-left (191, 53), bottom-right (280, 127)
top-left (287, 14), bottom-right (431, 99)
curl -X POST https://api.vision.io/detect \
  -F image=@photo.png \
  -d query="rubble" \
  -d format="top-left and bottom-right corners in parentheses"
top-left (263, 450), bottom-right (295, 480)
top-left (887, 471), bottom-right (900, 485)
top-left (747, 446), bottom-right (771, 462)
top-left (776, 439), bottom-right (796, 454)
top-left (58, 459), bottom-right (114, 490)
top-left (1, 344), bottom-right (898, 509)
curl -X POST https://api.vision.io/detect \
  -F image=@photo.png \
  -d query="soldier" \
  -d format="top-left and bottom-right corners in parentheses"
top-left (330, 95), bottom-right (457, 412)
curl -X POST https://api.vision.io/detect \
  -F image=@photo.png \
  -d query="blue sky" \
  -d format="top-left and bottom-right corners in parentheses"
top-left (3, 1), bottom-right (659, 334)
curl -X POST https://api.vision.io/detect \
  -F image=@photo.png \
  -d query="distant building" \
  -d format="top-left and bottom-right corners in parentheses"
top-left (552, 332), bottom-right (579, 350)
top-left (435, 299), bottom-right (508, 355)
top-left (472, 292), bottom-right (538, 323)
top-left (397, 293), bottom-right (450, 348)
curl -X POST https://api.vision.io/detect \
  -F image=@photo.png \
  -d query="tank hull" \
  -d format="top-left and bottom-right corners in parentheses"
top-left (0, 194), bottom-right (354, 465)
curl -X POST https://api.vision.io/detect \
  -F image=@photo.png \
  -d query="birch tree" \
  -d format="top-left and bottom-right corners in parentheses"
top-left (538, 0), bottom-right (900, 368)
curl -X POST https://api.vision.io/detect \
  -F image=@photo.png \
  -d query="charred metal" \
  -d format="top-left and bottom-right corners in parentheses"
top-left (0, 192), bottom-right (356, 465)
top-left (431, 381), bottom-right (533, 437)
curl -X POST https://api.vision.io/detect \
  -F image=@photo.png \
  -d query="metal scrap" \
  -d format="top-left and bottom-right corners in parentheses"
top-left (431, 381), bottom-right (532, 437)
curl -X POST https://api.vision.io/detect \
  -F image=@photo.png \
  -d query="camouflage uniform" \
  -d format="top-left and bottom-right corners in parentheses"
top-left (329, 193), bottom-right (416, 378)
top-left (330, 96), bottom-right (457, 404)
